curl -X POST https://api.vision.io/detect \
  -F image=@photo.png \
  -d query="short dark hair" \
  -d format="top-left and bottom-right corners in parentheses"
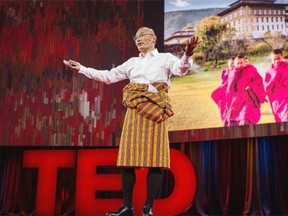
top-left (236, 54), bottom-right (244, 59)
top-left (272, 49), bottom-right (282, 55)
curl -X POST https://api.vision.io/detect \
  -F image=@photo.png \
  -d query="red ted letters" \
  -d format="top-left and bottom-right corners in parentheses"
top-left (23, 148), bottom-right (196, 215)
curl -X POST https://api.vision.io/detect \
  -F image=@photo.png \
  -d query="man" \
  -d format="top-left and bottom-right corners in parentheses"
top-left (64, 27), bottom-right (199, 216)
top-left (211, 55), bottom-right (266, 126)
top-left (264, 49), bottom-right (288, 122)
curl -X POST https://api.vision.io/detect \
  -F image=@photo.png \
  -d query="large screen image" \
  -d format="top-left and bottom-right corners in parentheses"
top-left (165, 0), bottom-right (288, 134)
top-left (1, 0), bottom-right (287, 145)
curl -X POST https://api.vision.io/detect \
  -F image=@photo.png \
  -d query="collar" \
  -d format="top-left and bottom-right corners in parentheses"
top-left (272, 60), bottom-right (285, 69)
top-left (139, 49), bottom-right (159, 58)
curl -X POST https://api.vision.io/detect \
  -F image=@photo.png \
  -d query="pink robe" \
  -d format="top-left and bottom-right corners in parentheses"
top-left (211, 64), bottom-right (266, 126)
top-left (264, 61), bottom-right (288, 122)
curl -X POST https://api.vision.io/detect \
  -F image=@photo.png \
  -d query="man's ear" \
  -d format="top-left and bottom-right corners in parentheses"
top-left (152, 35), bottom-right (157, 43)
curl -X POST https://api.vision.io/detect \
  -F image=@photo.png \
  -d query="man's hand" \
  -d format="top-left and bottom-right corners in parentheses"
top-left (185, 35), bottom-right (200, 56)
top-left (63, 59), bottom-right (81, 72)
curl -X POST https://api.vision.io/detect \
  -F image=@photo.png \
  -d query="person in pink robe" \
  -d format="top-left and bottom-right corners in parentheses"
top-left (212, 57), bottom-right (234, 122)
top-left (221, 57), bottom-right (234, 84)
top-left (264, 49), bottom-right (288, 122)
top-left (211, 55), bottom-right (266, 126)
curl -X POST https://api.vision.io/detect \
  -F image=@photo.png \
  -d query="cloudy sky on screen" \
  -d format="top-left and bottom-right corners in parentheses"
top-left (165, 0), bottom-right (288, 11)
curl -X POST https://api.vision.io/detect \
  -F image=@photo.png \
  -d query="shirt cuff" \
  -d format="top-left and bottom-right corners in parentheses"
top-left (79, 65), bottom-right (87, 74)
top-left (182, 53), bottom-right (193, 65)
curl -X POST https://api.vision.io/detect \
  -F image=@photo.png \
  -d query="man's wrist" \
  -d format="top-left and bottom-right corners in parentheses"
top-left (184, 49), bottom-right (193, 56)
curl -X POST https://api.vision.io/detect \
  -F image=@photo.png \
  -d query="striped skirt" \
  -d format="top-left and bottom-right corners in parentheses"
top-left (117, 107), bottom-right (170, 168)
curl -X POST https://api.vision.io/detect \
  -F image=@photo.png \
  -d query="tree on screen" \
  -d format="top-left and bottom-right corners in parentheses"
top-left (263, 30), bottom-right (286, 50)
top-left (196, 16), bottom-right (235, 67)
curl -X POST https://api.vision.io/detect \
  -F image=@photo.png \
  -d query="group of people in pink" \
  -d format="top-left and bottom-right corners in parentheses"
top-left (211, 49), bottom-right (288, 126)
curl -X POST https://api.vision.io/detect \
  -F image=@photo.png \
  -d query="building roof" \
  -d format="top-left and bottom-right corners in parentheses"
top-left (217, 0), bottom-right (288, 16)
top-left (230, 0), bottom-right (275, 7)
top-left (164, 24), bottom-right (194, 42)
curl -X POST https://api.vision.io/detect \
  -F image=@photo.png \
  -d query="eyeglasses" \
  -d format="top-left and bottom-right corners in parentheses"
top-left (133, 33), bottom-right (153, 41)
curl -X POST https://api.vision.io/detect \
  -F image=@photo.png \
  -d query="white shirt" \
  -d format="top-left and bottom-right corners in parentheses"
top-left (79, 49), bottom-right (192, 87)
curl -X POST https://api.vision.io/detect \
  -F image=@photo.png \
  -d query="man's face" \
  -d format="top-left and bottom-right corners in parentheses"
top-left (134, 28), bottom-right (156, 52)
top-left (234, 57), bottom-right (245, 68)
top-left (271, 53), bottom-right (283, 66)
